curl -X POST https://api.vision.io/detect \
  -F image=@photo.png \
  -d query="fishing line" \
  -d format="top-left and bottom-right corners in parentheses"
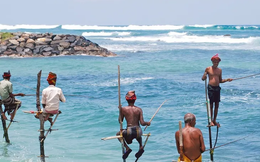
top-left (213, 126), bottom-right (219, 149)
top-left (15, 82), bottom-right (37, 91)
top-left (24, 94), bottom-right (95, 98)
top-left (233, 73), bottom-right (260, 81)
top-left (204, 133), bottom-right (253, 152)
top-left (14, 82), bottom-right (95, 98)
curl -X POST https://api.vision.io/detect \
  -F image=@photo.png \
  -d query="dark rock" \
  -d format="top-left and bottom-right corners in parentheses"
top-left (25, 43), bottom-right (35, 50)
top-left (224, 34), bottom-right (231, 36)
top-left (8, 45), bottom-right (17, 50)
top-left (0, 46), bottom-right (7, 53)
top-left (16, 46), bottom-right (23, 53)
top-left (0, 32), bottom-right (116, 57)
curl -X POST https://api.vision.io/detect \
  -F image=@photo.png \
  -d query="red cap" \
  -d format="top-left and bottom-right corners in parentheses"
top-left (47, 72), bottom-right (57, 84)
top-left (3, 70), bottom-right (11, 78)
top-left (211, 53), bottom-right (221, 62)
top-left (125, 91), bottom-right (136, 100)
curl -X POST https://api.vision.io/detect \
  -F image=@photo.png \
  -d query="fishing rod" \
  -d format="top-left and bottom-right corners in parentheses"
top-left (15, 81), bottom-right (95, 98)
top-left (23, 94), bottom-right (94, 98)
top-left (144, 99), bottom-right (167, 131)
top-left (233, 73), bottom-right (260, 81)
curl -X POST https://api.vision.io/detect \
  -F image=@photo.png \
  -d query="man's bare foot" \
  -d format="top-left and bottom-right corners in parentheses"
top-left (44, 114), bottom-right (50, 121)
top-left (1, 113), bottom-right (7, 120)
top-left (10, 113), bottom-right (15, 120)
top-left (210, 121), bottom-right (215, 126)
top-left (48, 118), bottom-right (53, 126)
top-left (214, 121), bottom-right (221, 128)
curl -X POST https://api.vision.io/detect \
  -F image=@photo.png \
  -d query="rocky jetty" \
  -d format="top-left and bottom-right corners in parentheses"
top-left (0, 32), bottom-right (116, 57)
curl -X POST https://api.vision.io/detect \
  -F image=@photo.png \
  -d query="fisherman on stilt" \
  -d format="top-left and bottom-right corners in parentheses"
top-left (116, 91), bottom-right (150, 160)
top-left (202, 54), bottom-right (233, 127)
top-left (35, 72), bottom-right (66, 125)
top-left (0, 70), bottom-right (24, 121)
top-left (175, 113), bottom-right (205, 162)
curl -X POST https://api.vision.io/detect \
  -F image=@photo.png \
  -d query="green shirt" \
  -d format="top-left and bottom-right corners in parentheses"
top-left (0, 79), bottom-right (13, 100)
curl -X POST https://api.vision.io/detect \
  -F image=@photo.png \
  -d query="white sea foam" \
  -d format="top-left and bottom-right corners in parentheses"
top-left (121, 77), bottom-right (154, 85)
top-left (0, 24), bottom-right (59, 30)
top-left (91, 77), bottom-right (154, 87)
top-left (62, 25), bottom-right (184, 30)
top-left (101, 44), bottom-right (157, 52)
top-left (103, 39), bottom-right (260, 52)
top-left (188, 24), bottom-right (215, 28)
top-left (82, 31), bottom-right (131, 37)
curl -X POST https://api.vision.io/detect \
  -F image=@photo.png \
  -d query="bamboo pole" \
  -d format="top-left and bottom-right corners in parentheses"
top-left (179, 121), bottom-right (184, 162)
top-left (40, 113), bottom-right (60, 142)
top-left (102, 134), bottom-right (150, 141)
top-left (0, 101), bottom-right (10, 143)
top-left (134, 132), bottom-right (151, 162)
top-left (36, 70), bottom-right (45, 161)
top-left (205, 80), bottom-right (213, 161)
top-left (3, 102), bottom-right (20, 138)
top-left (118, 65), bottom-right (126, 162)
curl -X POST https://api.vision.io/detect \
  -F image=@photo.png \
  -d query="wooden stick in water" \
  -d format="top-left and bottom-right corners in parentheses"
top-left (41, 113), bottom-right (60, 142)
top-left (118, 65), bottom-right (126, 162)
top-left (36, 70), bottom-right (46, 160)
top-left (205, 79), bottom-right (214, 161)
top-left (0, 101), bottom-right (10, 143)
top-left (4, 102), bottom-right (20, 134)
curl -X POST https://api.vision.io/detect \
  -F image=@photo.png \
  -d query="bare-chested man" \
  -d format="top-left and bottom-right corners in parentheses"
top-left (175, 113), bottom-right (205, 162)
top-left (202, 54), bottom-right (232, 127)
top-left (116, 90), bottom-right (150, 160)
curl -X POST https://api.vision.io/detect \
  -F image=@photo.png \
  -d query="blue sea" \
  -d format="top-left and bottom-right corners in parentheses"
top-left (0, 24), bottom-right (260, 162)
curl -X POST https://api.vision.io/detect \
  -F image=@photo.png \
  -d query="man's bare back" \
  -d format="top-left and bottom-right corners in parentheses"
top-left (181, 127), bottom-right (204, 160)
top-left (122, 106), bottom-right (146, 127)
top-left (175, 113), bottom-right (205, 161)
top-left (117, 91), bottom-right (151, 160)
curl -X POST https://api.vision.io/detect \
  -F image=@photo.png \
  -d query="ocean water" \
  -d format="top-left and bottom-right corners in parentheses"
top-left (0, 24), bottom-right (260, 162)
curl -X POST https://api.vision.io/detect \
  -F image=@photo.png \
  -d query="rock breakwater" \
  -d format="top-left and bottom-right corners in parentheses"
top-left (0, 32), bottom-right (116, 57)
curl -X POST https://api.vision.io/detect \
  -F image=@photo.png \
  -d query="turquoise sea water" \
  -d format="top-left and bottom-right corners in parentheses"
top-left (0, 25), bottom-right (260, 162)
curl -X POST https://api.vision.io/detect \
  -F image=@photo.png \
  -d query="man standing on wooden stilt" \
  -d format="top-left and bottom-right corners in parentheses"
top-left (0, 71), bottom-right (24, 121)
top-left (116, 90), bottom-right (150, 160)
top-left (175, 113), bottom-right (205, 162)
top-left (39, 72), bottom-right (66, 125)
top-left (202, 53), bottom-right (233, 127)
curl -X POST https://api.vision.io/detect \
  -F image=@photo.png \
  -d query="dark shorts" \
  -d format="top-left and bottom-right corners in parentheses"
top-left (2, 97), bottom-right (21, 115)
top-left (122, 126), bottom-right (142, 144)
top-left (208, 85), bottom-right (221, 104)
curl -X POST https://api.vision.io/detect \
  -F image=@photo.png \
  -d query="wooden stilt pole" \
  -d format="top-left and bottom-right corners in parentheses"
top-left (118, 65), bottom-right (126, 162)
top-left (3, 102), bottom-right (21, 138)
top-left (179, 121), bottom-right (184, 162)
top-left (0, 101), bottom-right (10, 143)
top-left (205, 80), bottom-right (213, 161)
top-left (36, 70), bottom-right (45, 161)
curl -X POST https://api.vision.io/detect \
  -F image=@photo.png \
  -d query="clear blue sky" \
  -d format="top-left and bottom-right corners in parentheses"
top-left (2, 0), bottom-right (260, 25)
